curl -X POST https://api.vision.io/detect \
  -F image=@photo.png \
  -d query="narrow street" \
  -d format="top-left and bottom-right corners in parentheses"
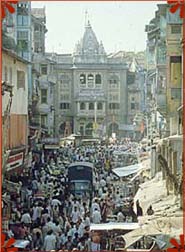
top-left (2, 2), bottom-right (184, 252)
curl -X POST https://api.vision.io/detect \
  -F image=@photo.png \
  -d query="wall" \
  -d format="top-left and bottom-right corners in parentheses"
top-left (2, 50), bottom-right (28, 149)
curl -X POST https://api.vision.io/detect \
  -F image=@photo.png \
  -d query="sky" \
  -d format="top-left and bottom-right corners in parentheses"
top-left (31, 1), bottom-right (163, 54)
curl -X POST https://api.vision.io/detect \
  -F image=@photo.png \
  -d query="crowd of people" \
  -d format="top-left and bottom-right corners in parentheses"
top-left (4, 138), bottom-right (152, 251)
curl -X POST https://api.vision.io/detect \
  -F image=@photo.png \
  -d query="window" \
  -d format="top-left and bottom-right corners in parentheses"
top-left (41, 64), bottom-right (47, 75)
top-left (131, 103), bottom-right (135, 110)
top-left (89, 103), bottom-right (94, 110)
top-left (171, 88), bottom-right (181, 100)
top-left (97, 102), bottom-right (103, 110)
top-left (131, 97), bottom-right (135, 101)
top-left (17, 40), bottom-right (28, 51)
top-left (60, 81), bottom-right (69, 89)
top-left (60, 103), bottom-right (70, 109)
top-left (41, 89), bottom-right (47, 103)
top-left (80, 125), bottom-right (84, 135)
top-left (17, 15), bottom-right (28, 26)
top-left (34, 24), bottom-right (40, 32)
top-left (17, 3), bottom-right (29, 15)
top-left (41, 114), bottom-right (47, 127)
top-left (95, 74), bottom-right (101, 84)
top-left (17, 71), bottom-right (25, 89)
top-left (171, 25), bottom-right (181, 34)
top-left (170, 56), bottom-right (182, 87)
top-left (127, 73), bottom-right (135, 84)
top-left (61, 93), bottom-right (70, 100)
top-left (80, 102), bottom-right (86, 110)
top-left (109, 103), bottom-right (120, 109)
top-left (17, 31), bottom-right (28, 40)
top-left (80, 74), bottom-right (86, 85)
top-left (109, 75), bottom-right (119, 88)
top-left (87, 74), bottom-right (94, 87)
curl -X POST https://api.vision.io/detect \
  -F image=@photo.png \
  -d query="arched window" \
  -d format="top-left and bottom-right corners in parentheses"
top-left (80, 74), bottom-right (86, 85)
top-left (109, 75), bottom-right (119, 88)
top-left (97, 102), bottom-right (103, 110)
top-left (80, 102), bottom-right (86, 110)
top-left (89, 102), bottom-right (94, 110)
top-left (95, 74), bottom-right (101, 84)
top-left (87, 74), bottom-right (94, 87)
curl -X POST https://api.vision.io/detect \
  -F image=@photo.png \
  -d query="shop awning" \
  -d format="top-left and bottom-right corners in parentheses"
top-left (113, 163), bottom-right (142, 178)
top-left (119, 216), bottom-right (182, 249)
top-left (120, 225), bottom-right (162, 248)
top-left (90, 222), bottom-right (139, 231)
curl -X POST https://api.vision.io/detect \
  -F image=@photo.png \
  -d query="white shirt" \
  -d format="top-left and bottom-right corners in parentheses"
top-left (32, 206), bottom-right (43, 221)
top-left (21, 213), bottom-right (32, 224)
top-left (44, 234), bottom-right (56, 251)
top-left (91, 242), bottom-right (101, 251)
top-left (91, 202), bottom-right (100, 213)
top-left (92, 210), bottom-right (101, 224)
top-left (84, 217), bottom-right (90, 227)
top-left (71, 210), bottom-right (80, 223)
top-left (117, 212), bottom-right (125, 222)
top-left (51, 199), bottom-right (61, 207)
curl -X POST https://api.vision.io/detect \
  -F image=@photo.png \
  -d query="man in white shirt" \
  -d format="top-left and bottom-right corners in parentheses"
top-left (21, 211), bottom-right (32, 225)
top-left (43, 230), bottom-right (56, 251)
top-left (117, 210), bottom-right (125, 222)
top-left (92, 209), bottom-right (101, 224)
top-left (71, 206), bottom-right (80, 224)
top-left (91, 199), bottom-right (100, 213)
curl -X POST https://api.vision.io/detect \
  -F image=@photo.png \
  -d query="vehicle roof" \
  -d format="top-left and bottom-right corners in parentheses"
top-left (68, 161), bottom-right (94, 168)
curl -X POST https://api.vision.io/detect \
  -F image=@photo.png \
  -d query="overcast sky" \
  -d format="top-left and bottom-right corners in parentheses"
top-left (31, 1), bottom-right (162, 54)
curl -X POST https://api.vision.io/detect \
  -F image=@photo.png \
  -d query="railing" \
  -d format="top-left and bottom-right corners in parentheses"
top-left (77, 110), bottom-right (106, 117)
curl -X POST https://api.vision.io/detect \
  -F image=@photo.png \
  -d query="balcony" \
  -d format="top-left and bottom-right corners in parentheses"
top-left (38, 104), bottom-right (50, 114)
top-left (76, 110), bottom-right (106, 117)
top-left (127, 86), bottom-right (141, 92)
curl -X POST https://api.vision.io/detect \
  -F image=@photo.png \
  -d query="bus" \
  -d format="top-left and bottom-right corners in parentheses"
top-left (67, 161), bottom-right (93, 200)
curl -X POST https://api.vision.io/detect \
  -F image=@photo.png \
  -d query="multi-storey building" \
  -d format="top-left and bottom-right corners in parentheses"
top-left (2, 48), bottom-right (29, 176)
top-left (30, 8), bottom-right (56, 138)
top-left (51, 21), bottom-right (129, 138)
top-left (127, 63), bottom-right (146, 140)
top-left (145, 5), bottom-right (183, 203)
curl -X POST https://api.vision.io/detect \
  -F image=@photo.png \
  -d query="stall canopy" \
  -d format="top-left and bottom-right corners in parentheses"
top-left (119, 217), bottom-right (182, 249)
top-left (90, 222), bottom-right (139, 231)
top-left (120, 225), bottom-right (162, 248)
top-left (113, 163), bottom-right (142, 178)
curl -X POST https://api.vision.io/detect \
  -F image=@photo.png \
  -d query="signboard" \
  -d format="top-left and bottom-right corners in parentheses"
top-left (119, 124), bottom-right (134, 131)
top-left (7, 152), bottom-right (24, 171)
top-left (44, 144), bottom-right (60, 149)
top-left (41, 138), bottom-right (59, 144)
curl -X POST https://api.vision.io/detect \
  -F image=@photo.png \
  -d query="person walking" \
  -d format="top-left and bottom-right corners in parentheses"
top-left (43, 230), bottom-right (56, 251)
top-left (136, 200), bottom-right (143, 217)
top-left (92, 208), bottom-right (101, 224)
top-left (147, 205), bottom-right (154, 215)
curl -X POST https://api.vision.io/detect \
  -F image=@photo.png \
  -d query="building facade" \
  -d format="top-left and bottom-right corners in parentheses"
top-left (52, 21), bottom-right (129, 138)
top-left (145, 5), bottom-right (183, 204)
top-left (2, 49), bottom-right (29, 176)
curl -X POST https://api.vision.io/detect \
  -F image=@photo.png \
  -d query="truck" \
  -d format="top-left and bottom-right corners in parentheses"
top-left (67, 161), bottom-right (93, 200)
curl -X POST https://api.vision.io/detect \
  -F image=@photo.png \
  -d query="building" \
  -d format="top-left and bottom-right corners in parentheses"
top-left (30, 8), bottom-right (56, 138)
top-left (126, 58), bottom-right (146, 139)
top-left (2, 48), bottom-right (29, 177)
top-left (52, 21), bottom-right (129, 138)
top-left (145, 5), bottom-right (183, 205)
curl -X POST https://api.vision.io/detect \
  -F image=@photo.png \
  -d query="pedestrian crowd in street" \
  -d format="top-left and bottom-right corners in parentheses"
top-left (4, 138), bottom-right (153, 251)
